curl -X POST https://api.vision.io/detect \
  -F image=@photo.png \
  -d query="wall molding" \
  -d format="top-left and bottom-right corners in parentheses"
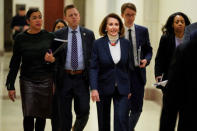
top-left (144, 87), bottom-right (162, 106)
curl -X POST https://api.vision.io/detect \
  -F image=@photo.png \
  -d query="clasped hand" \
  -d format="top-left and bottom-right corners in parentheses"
top-left (44, 52), bottom-right (55, 63)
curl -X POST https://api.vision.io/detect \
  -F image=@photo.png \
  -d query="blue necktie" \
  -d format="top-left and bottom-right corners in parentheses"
top-left (71, 30), bottom-right (78, 70)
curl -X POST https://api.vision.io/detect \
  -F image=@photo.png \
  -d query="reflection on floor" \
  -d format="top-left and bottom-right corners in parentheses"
top-left (0, 53), bottom-right (161, 131)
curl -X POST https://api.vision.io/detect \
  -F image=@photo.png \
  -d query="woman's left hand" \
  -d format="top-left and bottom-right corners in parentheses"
top-left (44, 52), bottom-right (55, 63)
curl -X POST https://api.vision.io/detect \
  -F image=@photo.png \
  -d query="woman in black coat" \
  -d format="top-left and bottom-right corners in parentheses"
top-left (155, 12), bottom-right (190, 89)
top-left (154, 12), bottom-right (190, 131)
top-left (6, 8), bottom-right (55, 131)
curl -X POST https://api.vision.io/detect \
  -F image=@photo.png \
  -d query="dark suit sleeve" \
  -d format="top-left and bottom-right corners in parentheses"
top-left (89, 41), bottom-right (99, 90)
top-left (155, 35), bottom-right (167, 77)
top-left (182, 26), bottom-right (191, 44)
top-left (81, 29), bottom-right (95, 82)
top-left (142, 28), bottom-right (152, 66)
top-left (6, 37), bottom-right (21, 90)
top-left (51, 29), bottom-right (67, 87)
top-left (86, 30), bottom-right (96, 66)
top-left (128, 40), bottom-right (135, 93)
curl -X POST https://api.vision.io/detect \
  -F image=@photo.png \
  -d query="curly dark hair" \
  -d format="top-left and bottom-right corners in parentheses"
top-left (162, 12), bottom-right (191, 35)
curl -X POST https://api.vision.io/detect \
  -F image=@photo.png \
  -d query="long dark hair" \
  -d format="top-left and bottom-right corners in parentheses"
top-left (52, 19), bottom-right (67, 32)
top-left (162, 12), bottom-right (190, 35)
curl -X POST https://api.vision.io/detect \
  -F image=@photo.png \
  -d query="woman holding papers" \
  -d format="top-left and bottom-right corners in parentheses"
top-left (154, 12), bottom-right (190, 91)
top-left (6, 8), bottom-right (55, 131)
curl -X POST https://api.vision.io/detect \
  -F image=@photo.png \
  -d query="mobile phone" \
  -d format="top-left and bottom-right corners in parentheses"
top-left (48, 49), bottom-right (52, 54)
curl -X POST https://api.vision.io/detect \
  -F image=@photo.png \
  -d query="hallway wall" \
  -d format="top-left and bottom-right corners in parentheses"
top-left (13, 0), bottom-right (44, 15)
top-left (0, 0), bottom-right (4, 55)
top-left (85, 0), bottom-right (144, 39)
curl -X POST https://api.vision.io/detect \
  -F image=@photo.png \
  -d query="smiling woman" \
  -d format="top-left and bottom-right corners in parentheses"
top-left (5, 8), bottom-right (55, 131)
top-left (89, 13), bottom-right (134, 131)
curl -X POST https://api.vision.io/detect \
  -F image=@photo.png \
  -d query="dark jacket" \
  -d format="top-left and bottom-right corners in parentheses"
top-left (182, 22), bottom-right (197, 43)
top-left (130, 24), bottom-right (152, 85)
top-left (6, 30), bottom-right (55, 90)
top-left (159, 30), bottom-right (197, 131)
top-left (155, 33), bottom-right (176, 81)
top-left (89, 36), bottom-right (133, 96)
top-left (129, 24), bottom-right (152, 112)
top-left (53, 26), bottom-right (95, 88)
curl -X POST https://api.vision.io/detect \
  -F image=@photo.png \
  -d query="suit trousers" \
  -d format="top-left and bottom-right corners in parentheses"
top-left (129, 68), bottom-right (145, 130)
top-left (96, 88), bottom-right (129, 131)
top-left (58, 72), bottom-right (90, 131)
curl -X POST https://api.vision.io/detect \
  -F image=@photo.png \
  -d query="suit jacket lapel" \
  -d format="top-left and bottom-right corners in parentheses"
top-left (80, 27), bottom-right (86, 48)
top-left (119, 38), bottom-right (127, 64)
top-left (79, 27), bottom-right (87, 61)
top-left (63, 28), bottom-right (69, 58)
top-left (135, 25), bottom-right (140, 49)
top-left (103, 36), bottom-right (114, 64)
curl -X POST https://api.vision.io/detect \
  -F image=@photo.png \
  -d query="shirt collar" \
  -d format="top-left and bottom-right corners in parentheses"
top-left (125, 24), bottom-right (135, 32)
top-left (68, 26), bottom-right (80, 33)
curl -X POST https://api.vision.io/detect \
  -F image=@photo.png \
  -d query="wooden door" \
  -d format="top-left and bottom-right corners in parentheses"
top-left (4, 0), bottom-right (13, 51)
top-left (44, 0), bottom-right (64, 32)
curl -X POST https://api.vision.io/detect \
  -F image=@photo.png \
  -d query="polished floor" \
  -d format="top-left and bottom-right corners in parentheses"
top-left (0, 53), bottom-right (162, 131)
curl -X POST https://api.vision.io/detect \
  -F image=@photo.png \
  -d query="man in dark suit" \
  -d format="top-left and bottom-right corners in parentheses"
top-left (182, 22), bottom-right (197, 43)
top-left (121, 3), bottom-right (153, 131)
top-left (52, 4), bottom-right (95, 131)
top-left (159, 30), bottom-right (197, 131)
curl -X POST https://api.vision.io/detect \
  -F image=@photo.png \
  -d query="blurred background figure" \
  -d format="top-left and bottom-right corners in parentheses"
top-left (50, 18), bottom-right (67, 131)
top-left (52, 19), bottom-right (67, 32)
top-left (159, 29), bottom-right (197, 131)
top-left (11, 6), bottom-right (29, 40)
top-left (183, 22), bottom-right (197, 43)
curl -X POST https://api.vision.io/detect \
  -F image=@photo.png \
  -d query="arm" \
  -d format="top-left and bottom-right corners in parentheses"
top-left (182, 26), bottom-right (191, 44)
top-left (140, 28), bottom-right (152, 67)
top-left (6, 37), bottom-right (21, 101)
top-left (154, 35), bottom-right (167, 79)
top-left (89, 41), bottom-right (100, 102)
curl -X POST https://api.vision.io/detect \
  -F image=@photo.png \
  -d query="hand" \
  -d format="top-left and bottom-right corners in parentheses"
top-left (128, 93), bottom-right (132, 99)
top-left (13, 26), bottom-right (21, 31)
top-left (23, 25), bottom-right (29, 31)
top-left (155, 76), bottom-right (162, 83)
top-left (44, 52), bottom-right (55, 63)
top-left (8, 90), bottom-right (16, 102)
top-left (139, 59), bottom-right (147, 68)
top-left (91, 90), bottom-right (100, 102)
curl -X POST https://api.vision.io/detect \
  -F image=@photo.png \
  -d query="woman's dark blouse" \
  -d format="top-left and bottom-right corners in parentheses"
top-left (6, 30), bottom-right (55, 90)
